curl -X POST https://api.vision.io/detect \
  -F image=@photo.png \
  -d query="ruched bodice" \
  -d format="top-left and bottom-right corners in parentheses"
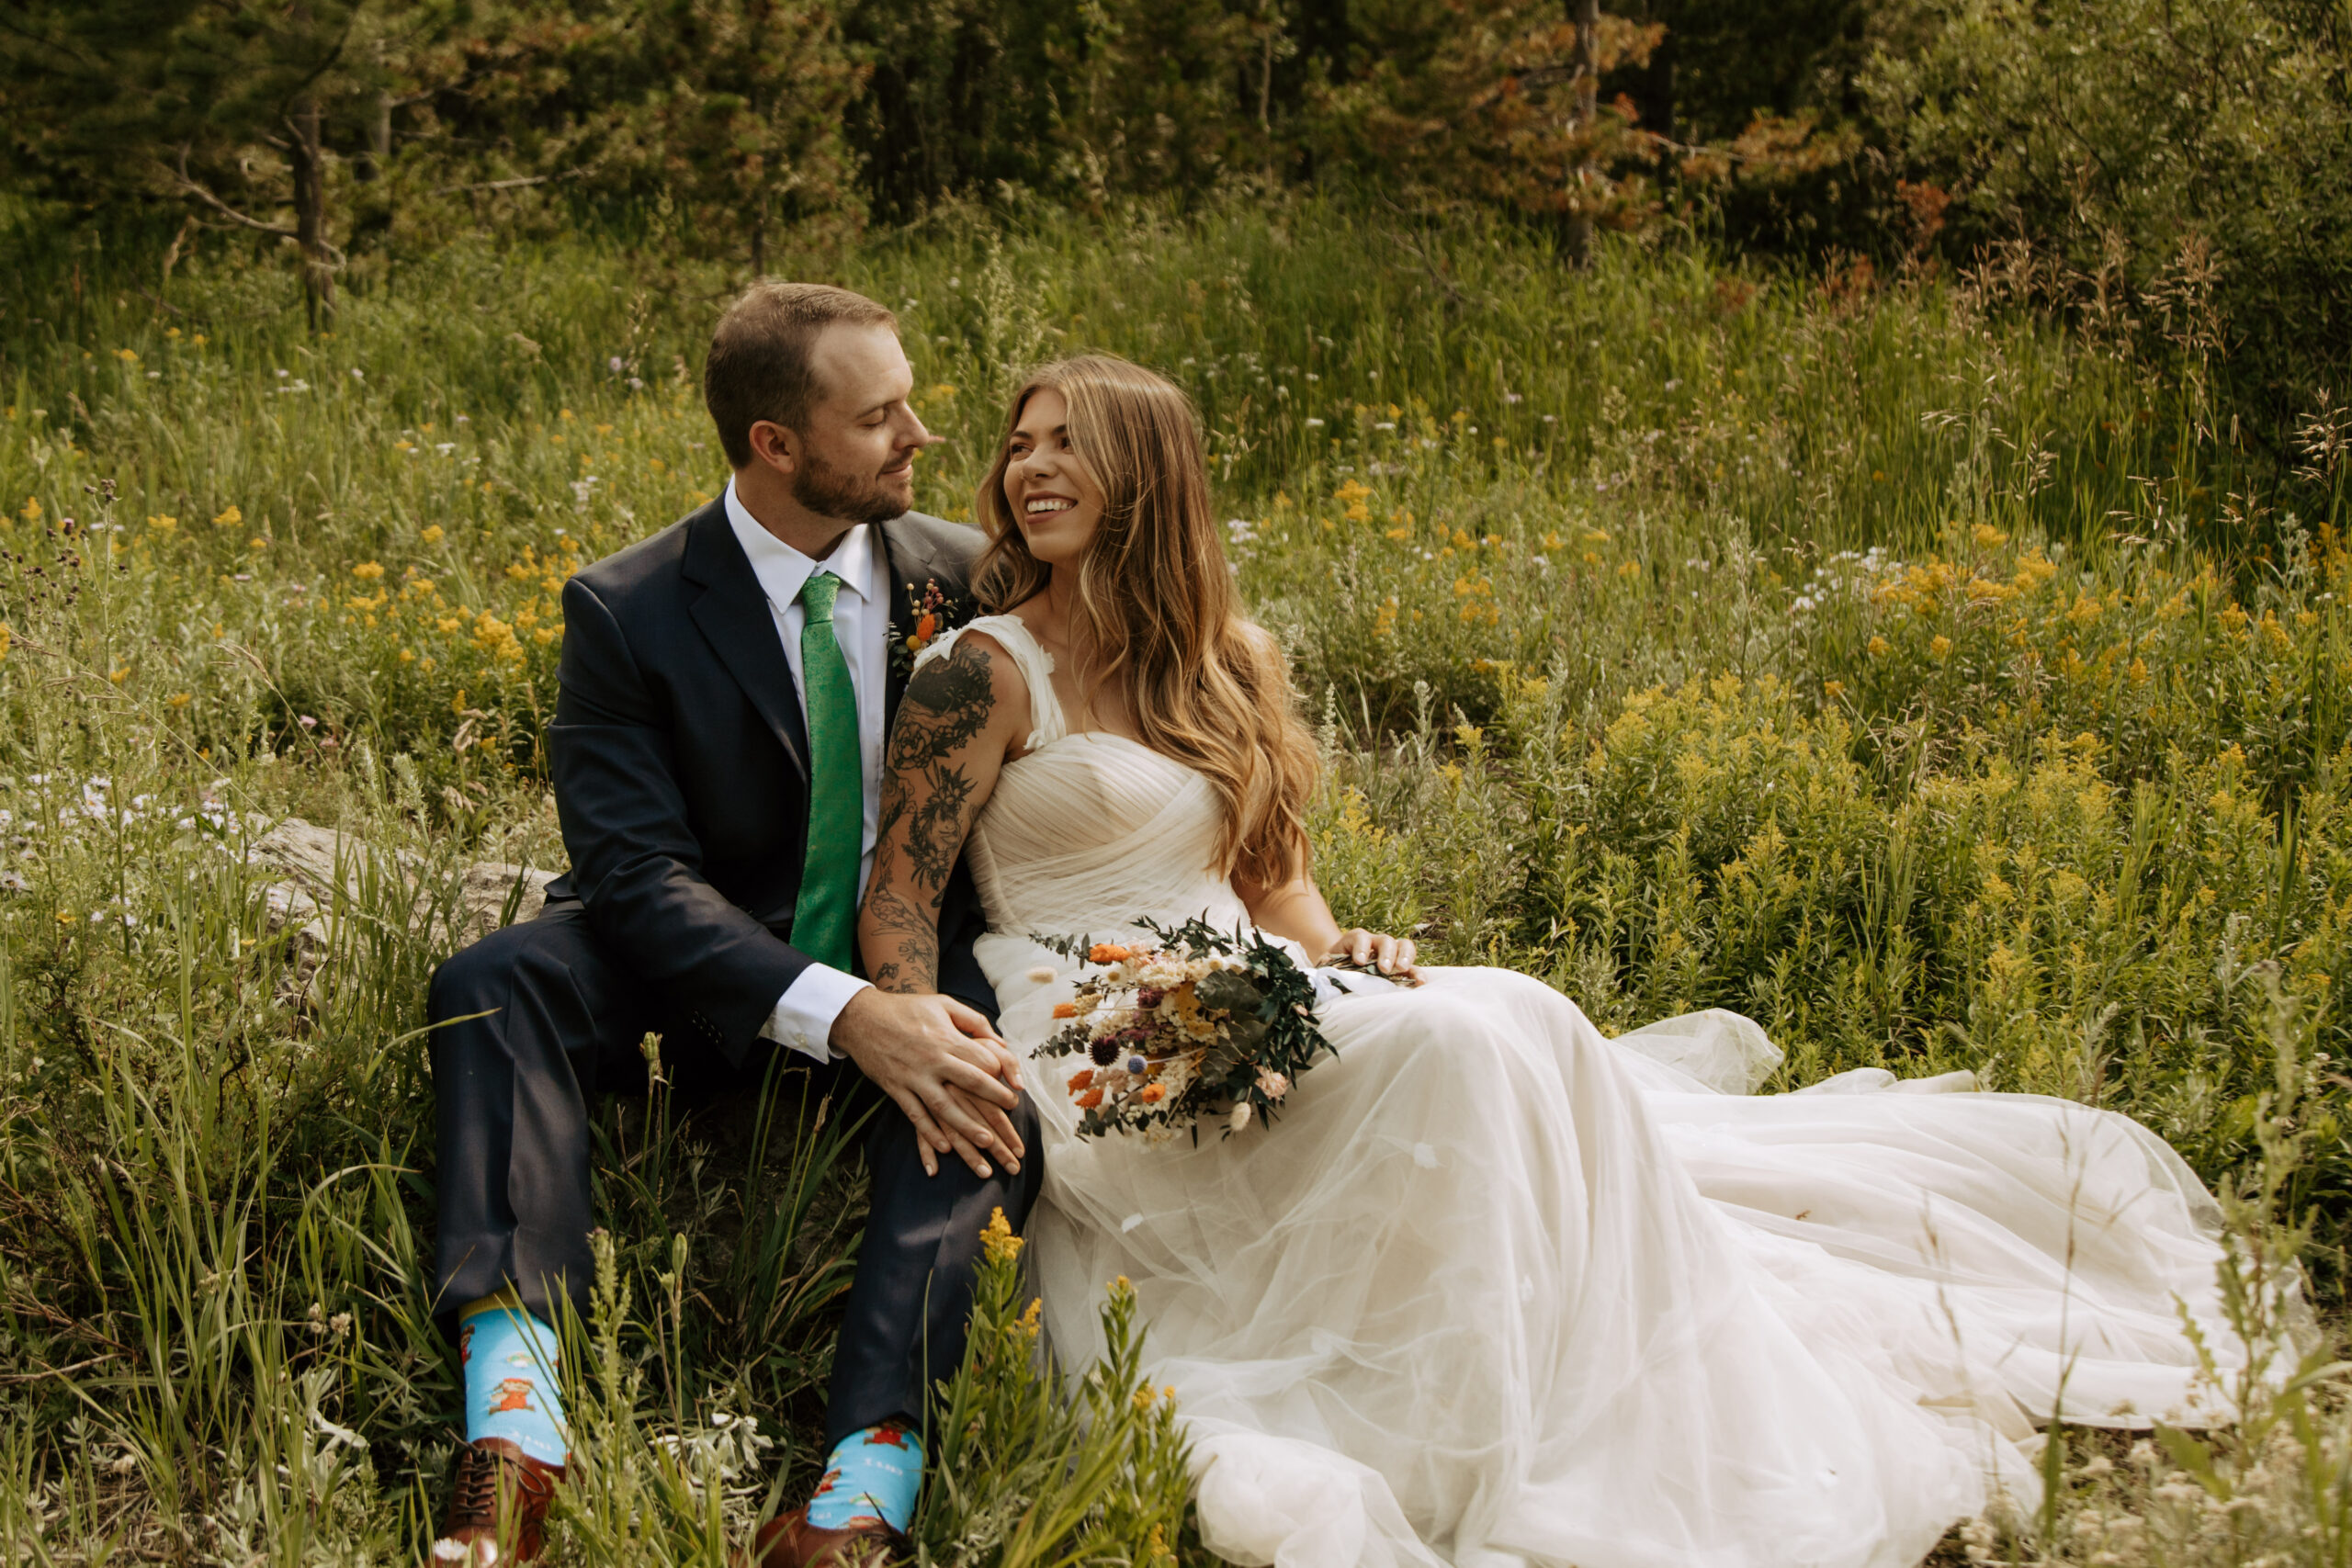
top-left (915, 616), bottom-right (1248, 938)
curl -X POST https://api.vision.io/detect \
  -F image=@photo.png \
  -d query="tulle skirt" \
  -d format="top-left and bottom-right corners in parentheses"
top-left (979, 946), bottom-right (2263, 1568)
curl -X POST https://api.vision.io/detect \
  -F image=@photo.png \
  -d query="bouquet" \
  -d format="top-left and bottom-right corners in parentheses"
top-left (1033, 918), bottom-right (1338, 1142)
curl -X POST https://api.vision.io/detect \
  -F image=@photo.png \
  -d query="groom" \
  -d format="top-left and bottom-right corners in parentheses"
top-left (425, 282), bottom-right (1042, 1568)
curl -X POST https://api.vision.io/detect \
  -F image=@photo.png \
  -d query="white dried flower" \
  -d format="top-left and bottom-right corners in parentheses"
top-left (1024, 965), bottom-right (1057, 985)
top-left (1229, 1102), bottom-right (1253, 1133)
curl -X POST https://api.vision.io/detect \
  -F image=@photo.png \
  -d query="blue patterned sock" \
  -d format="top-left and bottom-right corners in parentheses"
top-left (805, 1421), bottom-right (924, 1530)
top-left (458, 1292), bottom-right (568, 1466)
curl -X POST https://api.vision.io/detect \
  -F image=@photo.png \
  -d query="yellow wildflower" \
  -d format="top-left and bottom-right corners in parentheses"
top-left (212, 504), bottom-right (241, 527)
top-left (19, 497), bottom-right (40, 523)
top-left (147, 513), bottom-right (176, 533)
top-left (981, 1206), bottom-right (1024, 1264)
top-left (352, 561), bottom-right (386, 581)
top-left (108, 666), bottom-right (129, 684)
top-left (1972, 523), bottom-right (2009, 548)
top-left (1868, 636), bottom-right (1891, 657)
top-left (422, 525), bottom-right (445, 545)
top-left (0, 622), bottom-right (10, 660)
top-left (1929, 635), bottom-right (1952, 660)
top-left (167, 692), bottom-right (191, 708)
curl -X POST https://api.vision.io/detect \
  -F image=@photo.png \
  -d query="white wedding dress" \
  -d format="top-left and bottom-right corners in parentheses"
top-left (922, 617), bottom-right (2269, 1568)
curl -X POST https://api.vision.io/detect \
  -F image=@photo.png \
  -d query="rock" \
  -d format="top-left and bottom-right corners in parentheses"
top-left (250, 818), bottom-right (407, 905)
top-left (247, 818), bottom-right (559, 1004)
top-left (456, 859), bottom-right (558, 943)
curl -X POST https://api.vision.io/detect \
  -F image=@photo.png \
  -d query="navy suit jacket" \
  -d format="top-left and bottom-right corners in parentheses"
top-left (545, 497), bottom-right (994, 1063)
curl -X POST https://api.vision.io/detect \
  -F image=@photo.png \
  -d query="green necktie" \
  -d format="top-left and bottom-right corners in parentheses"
top-left (793, 570), bottom-right (863, 972)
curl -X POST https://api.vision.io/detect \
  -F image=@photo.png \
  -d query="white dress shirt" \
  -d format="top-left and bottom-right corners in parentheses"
top-left (723, 478), bottom-right (889, 1062)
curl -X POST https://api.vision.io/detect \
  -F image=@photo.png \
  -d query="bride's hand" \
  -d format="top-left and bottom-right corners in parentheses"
top-left (1323, 929), bottom-right (1424, 986)
top-left (831, 989), bottom-right (1028, 1179)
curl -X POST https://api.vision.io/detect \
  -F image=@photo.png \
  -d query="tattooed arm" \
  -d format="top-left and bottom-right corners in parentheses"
top-left (861, 629), bottom-right (1031, 995)
top-left (825, 630), bottom-right (1034, 1180)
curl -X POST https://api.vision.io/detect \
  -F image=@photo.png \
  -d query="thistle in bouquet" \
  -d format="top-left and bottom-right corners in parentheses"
top-left (1033, 918), bottom-right (1335, 1142)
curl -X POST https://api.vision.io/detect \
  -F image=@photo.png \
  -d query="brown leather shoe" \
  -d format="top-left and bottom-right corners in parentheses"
top-left (430, 1437), bottom-right (566, 1565)
top-left (738, 1506), bottom-right (909, 1568)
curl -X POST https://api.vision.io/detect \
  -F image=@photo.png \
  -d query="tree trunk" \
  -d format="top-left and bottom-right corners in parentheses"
top-left (1564, 0), bottom-right (1600, 267)
top-left (356, 88), bottom-right (391, 182)
top-left (288, 94), bottom-right (336, 329)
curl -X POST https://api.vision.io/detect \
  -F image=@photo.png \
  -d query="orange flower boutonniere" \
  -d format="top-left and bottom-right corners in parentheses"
top-left (891, 577), bottom-right (967, 680)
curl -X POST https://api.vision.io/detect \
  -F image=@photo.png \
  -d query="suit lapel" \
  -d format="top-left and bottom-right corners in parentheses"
top-left (683, 502), bottom-right (809, 777)
top-left (880, 517), bottom-right (952, 738)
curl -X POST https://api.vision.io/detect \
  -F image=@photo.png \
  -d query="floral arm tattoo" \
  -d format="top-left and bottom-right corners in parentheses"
top-left (861, 637), bottom-right (1005, 993)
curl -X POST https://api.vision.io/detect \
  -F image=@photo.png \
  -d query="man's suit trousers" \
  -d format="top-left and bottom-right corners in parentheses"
top-left (426, 897), bottom-right (1044, 1446)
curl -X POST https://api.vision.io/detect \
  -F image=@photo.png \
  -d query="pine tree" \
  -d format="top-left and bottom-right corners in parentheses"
top-left (0, 0), bottom-right (423, 325)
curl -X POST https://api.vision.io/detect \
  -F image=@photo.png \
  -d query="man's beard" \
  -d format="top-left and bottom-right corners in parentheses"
top-left (792, 445), bottom-right (910, 527)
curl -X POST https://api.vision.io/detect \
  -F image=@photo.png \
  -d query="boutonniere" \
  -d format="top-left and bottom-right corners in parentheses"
top-left (890, 577), bottom-right (970, 681)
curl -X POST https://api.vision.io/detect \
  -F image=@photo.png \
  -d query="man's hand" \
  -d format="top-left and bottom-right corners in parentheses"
top-left (831, 988), bottom-right (1026, 1179)
top-left (1323, 928), bottom-right (1424, 986)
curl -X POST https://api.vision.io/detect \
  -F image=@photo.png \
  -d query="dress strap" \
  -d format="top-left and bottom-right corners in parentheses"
top-left (910, 614), bottom-right (1066, 750)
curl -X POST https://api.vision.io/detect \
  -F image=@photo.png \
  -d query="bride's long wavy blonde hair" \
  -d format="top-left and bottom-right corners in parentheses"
top-left (973, 355), bottom-right (1317, 889)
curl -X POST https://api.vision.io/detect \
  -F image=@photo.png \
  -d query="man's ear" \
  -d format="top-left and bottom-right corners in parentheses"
top-left (746, 419), bottom-right (798, 474)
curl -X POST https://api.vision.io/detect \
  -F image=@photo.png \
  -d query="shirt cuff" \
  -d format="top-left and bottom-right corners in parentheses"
top-left (762, 964), bottom-right (872, 1062)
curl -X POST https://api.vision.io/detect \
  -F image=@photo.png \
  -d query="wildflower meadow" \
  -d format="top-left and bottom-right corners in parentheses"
top-left (2, 198), bottom-right (2351, 1564)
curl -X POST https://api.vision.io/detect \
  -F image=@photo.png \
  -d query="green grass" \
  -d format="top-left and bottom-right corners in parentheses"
top-left (1, 193), bottom-right (2349, 1564)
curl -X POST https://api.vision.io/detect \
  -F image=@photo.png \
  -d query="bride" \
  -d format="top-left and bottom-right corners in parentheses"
top-left (856, 354), bottom-right (2269, 1568)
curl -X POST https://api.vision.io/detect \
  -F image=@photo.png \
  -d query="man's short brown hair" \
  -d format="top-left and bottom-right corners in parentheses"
top-left (703, 282), bottom-right (898, 468)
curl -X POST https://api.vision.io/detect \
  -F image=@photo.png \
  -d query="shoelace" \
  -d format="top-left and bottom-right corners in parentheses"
top-left (447, 1445), bottom-right (550, 1531)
